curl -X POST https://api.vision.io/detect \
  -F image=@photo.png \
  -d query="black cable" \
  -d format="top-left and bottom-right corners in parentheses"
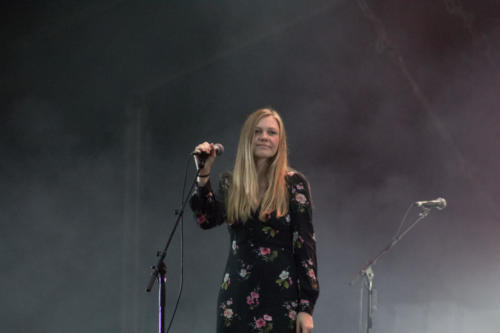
top-left (393, 202), bottom-right (415, 240)
top-left (166, 154), bottom-right (193, 331)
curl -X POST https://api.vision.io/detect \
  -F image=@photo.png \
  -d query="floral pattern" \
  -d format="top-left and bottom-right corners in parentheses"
top-left (220, 298), bottom-right (238, 327)
top-left (190, 171), bottom-right (319, 332)
top-left (196, 214), bottom-right (208, 225)
top-left (282, 301), bottom-right (298, 329)
top-left (302, 259), bottom-right (319, 291)
top-left (275, 269), bottom-right (294, 289)
top-left (232, 240), bottom-right (238, 255)
top-left (246, 287), bottom-right (260, 310)
top-left (221, 272), bottom-right (230, 290)
top-left (255, 247), bottom-right (278, 262)
top-left (262, 226), bottom-right (279, 238)
top-left (250, 314), bottom-right (273, 332)
top-left (292, 231), bottom-right (305, 249)
top-left (238, 260), bottom-right (252, 280)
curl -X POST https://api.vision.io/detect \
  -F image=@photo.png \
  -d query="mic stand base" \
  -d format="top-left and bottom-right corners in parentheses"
top-left (158, 262), bottom-right (167, 333)
top-left (359, 266), bottom-right (376, 333)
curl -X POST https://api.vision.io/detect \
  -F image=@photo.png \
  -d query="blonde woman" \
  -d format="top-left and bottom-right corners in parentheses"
top-left (190, 108), bottom-right (319, 333)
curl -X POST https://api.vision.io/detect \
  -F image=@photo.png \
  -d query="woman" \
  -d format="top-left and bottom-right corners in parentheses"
top-left (190, 108), bottom-right (319, 333)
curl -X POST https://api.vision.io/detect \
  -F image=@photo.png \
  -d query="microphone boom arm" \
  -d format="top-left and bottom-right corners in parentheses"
top-left (349, 206), bottom-right (431, 286)
top-left (349, 203), bottom-right (437, 333)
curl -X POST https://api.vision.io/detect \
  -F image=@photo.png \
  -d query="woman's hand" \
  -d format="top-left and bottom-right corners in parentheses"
top-left (193, 141), bottom-right (217, 185)
top-left (296, 312), bottom-right (313, 333)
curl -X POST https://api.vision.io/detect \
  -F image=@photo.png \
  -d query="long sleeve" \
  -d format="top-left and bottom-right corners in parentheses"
top-left (289, 172), bottom-right (319, 315)
top-left (189, 173), bottom-right (229, 229)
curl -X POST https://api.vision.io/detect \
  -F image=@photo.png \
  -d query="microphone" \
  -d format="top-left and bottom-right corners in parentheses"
top-left (415, 197), bottom-right (447, 210)
top-left (192, 143), bottom-right (224, 157)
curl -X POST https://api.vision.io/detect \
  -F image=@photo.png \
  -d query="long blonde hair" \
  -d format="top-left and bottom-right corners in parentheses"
top-left (226, 108), bottom-right (289, 224)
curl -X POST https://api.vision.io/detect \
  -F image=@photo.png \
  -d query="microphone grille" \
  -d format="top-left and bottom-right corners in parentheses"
top-left (437, 197), bottom-right (447, 210)
top-left (214, 143), bottom-right (224, 156)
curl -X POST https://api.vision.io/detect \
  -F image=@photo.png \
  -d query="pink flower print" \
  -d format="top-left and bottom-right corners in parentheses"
top-left (247, 289), bottom-right (260, 309)
top-left (282, 301), bottom-right (298, 328)
top-left (296, 183), bottom-right (304, 190)
top-left (259, 247), bottom-right (271, 256)
top-left (223, 308), bottom-right (233, 319)
top-left (196, 214), bottom-right (207, 224)
top-left (255, 317), bottom-right (266, 328)
top-left (308, 269), bottom-right (316, 280)
top-left (287, 171), bottom-right (295, 176)
top-left (307, 258), bottom-right (314, 266)
top-left (257, 248), bottom-right (278, 262)
top-left (295, 193), bottom-right (307, 204)
top-left (239, 268), bottom-right (247, 278)
top-left (300, 299), bottom-right (310, 305)
top-left (226, 299), bottom-right (232, 305)
top-left (263, 314), bottom-right (272, 321)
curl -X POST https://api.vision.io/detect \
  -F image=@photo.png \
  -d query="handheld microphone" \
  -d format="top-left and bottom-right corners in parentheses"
top-left (192, 143), bottom-right (224, 157)
top-left (415, 197), bottom-right (447, 210)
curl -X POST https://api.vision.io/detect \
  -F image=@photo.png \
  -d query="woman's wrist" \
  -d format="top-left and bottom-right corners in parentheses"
top-left (196, 172), bottom-right (210, 186)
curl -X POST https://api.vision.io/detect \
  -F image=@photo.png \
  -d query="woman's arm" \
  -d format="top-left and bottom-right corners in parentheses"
top-left (189, 175), bottom-right (228, 229)
top-left (289, 173), bottom-right (319, 322)
top-left (189, 142), bottom-right (226, 229)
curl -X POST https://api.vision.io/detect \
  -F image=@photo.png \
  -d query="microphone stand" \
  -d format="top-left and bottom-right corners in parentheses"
top-left (349, 206), bottom-right (432, 333)
top-left (145, 161), bottom-right (204, 333)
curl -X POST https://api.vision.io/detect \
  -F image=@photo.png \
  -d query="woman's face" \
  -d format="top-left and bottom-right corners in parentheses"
top-left (253, 115), bottom-right (280, 161)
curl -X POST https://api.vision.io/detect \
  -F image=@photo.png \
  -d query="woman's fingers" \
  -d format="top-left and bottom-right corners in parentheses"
top-left (296, 312), bottom-right (313, 333)
top-left (194, 141), bottom-right (212, 154)
top-left (193, 141), bottom-right (216, 171)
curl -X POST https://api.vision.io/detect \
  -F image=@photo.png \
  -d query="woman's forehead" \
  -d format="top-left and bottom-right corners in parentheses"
top-left (256, 116), bottom-right (279, 129)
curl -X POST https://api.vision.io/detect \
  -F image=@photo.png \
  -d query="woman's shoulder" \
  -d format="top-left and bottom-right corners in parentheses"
top-left (286, 169), bottom-right (309, 185)
top-left (286, 169), bottom-right (312, 196)
top-left (286, 169), bottom-right (313, 208)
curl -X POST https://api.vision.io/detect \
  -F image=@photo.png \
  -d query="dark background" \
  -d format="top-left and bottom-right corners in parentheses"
top-left (1, 1), bottom-right (499, 332)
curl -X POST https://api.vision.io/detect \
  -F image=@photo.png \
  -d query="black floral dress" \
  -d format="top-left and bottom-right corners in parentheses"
top-left (190, 171), bottom-right (319, 333)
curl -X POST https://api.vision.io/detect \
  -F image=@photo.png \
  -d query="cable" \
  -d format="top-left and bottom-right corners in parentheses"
top-left (166, 154), bottom-right (192, 331)
top-left (393, 202), bottom-right (415, 240)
